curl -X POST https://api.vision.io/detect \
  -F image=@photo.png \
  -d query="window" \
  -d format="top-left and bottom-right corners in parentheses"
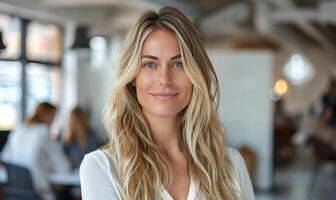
top-left (0, 14), bottom-right (21, 59)
top-left (0, 61), bottom-right (21, 130)
top-left (26, 64), bottom-right (61, 116)
top-left (26, 22), bottom-right (62, 63)
top-left (0, 14), bottom-right (63, 130)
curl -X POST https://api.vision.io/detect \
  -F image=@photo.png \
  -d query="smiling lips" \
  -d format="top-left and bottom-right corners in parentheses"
top-left (151, 92), bottom-right (178, 100)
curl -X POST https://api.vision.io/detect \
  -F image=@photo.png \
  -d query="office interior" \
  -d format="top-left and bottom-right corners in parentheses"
top-left (0, 0), bottom-right (336, 200)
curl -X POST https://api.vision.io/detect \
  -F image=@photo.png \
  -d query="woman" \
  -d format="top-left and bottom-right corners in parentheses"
top-left (1, 102), bottom-right (71, 200)
top-left (80, 7), bottom-right (255, 200)
top-left (63, 106), bottom-right (100, 169)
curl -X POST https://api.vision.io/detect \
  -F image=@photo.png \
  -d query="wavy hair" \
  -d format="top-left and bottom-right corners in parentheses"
top-left (103, 7), bottom-right (242, 200)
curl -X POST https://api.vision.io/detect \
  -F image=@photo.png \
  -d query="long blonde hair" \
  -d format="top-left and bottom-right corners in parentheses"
top-left (103, 7), bottom-right (242, 200)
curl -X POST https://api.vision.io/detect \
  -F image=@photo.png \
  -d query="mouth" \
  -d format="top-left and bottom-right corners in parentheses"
top-left (150, 93), bottom-right (179, 100)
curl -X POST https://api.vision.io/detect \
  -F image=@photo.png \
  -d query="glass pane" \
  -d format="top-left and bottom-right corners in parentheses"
top-left (26, 63), bottom-right (61, 116)
top-left (0, 14), bottom-right (21, 59)
top-left (0, 61), bottom-right (21, 130)
top-left (26, 22), bottom-right (62, 63)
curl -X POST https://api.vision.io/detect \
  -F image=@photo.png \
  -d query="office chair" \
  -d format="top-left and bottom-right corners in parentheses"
top-left (1, 162), bottom-right (41, 200)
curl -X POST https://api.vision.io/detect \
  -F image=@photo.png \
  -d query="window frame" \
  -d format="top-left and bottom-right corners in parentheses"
top-left (0, 14), bottom-right (64, 129)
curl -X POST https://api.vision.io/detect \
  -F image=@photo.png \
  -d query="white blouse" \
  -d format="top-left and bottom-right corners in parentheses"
top-left (80, 147), bottom-right (255, 200)
top-left (1, 124), bottom-right (71, 200)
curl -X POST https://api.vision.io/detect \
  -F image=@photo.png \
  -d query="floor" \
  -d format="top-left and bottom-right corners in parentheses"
top-left (256, 147), bottom-right (336, 200)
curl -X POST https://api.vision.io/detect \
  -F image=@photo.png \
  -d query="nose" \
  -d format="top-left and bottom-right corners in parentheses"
top-left (158, 65), bottom-right (172, 85)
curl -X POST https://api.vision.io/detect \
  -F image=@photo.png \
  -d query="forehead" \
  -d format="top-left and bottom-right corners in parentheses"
top-left (141, 28), bottom-right (181, 57)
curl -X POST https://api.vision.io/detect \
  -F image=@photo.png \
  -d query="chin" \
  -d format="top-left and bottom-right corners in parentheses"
top-left (149, 108), bottom-right (181, 117)
top-left (153, 111), bottom-right (179, 117)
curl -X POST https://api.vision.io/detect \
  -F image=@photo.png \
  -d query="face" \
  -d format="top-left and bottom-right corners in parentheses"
top-left (134, 29), bottom-right (193, 119)
top-left (44, 110), bottom-right (56, 125)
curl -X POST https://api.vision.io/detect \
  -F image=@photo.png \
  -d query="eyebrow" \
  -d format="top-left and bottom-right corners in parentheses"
top-left (141, 54), bottom-right (181, 60)
top-left (171, 54), bottom-right (181, 60)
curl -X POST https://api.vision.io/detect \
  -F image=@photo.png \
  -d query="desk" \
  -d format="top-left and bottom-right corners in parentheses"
top-left (49, 170), bottom-right (80, 186)
top-left (0, 166), bottom-right (80, 187)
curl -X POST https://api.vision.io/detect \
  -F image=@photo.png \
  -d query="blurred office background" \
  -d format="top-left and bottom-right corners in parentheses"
top-left (0, 0), bottom-right (336, 200)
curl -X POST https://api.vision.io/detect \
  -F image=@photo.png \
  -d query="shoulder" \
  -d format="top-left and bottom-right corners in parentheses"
top-left (30, 123), bottom-right (48, 130)
top-left (8, 124), bottom-right (48, 139)
top-left (225, 147), bottom-right (256, 200)
top-left (225, 147), bottom-right (249, 178)
top-left (225, 147), bottom-right (245, 167)
top-left (13, 124), bottom-right (48, 133)
top-left (80, 150), bottom-right (113, 174)
top-left (80, 149), bottom-right (119, 184)
top-left (80, 150), bottom-right (123, 199)
top-left (28, 124), bottom-right (50, 136)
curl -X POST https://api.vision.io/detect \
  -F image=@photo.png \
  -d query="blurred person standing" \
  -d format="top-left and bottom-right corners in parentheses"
top-left (63, 106), bottom-right (100, 169)
top-left (321, 79), bottom-right (336, 127)
top-left (316, 79), bottom-right (336, 150)
top-left (1, 102), bottom-right (71, 200)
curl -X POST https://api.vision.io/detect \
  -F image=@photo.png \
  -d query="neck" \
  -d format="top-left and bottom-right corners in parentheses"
top-left (143, 110), bottom-right (184, 154)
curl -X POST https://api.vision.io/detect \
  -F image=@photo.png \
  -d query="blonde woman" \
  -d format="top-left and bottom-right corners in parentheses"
top-left (80, 7), bottom-right (255, 200)
top-left (63, 106), bottom-right (100, 169)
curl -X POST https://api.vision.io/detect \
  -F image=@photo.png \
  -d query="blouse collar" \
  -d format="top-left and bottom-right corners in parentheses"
top-left (159, 174), bottom-right (200, 200)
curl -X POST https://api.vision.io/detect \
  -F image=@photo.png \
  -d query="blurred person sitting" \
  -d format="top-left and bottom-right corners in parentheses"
top-left (63, 106), bottom-right (100, 169)
top-left (1, 102), bottom-right (71, 200)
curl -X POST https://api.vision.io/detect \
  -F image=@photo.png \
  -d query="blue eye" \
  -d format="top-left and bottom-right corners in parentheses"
top-left (144, 63), bottom-right (156, 69)
top-left (173, 62), bottom-right (183, 69)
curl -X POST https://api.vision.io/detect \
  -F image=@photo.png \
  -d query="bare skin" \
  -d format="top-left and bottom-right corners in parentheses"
top-left (144, 114), bottom-right (190, 200)
top-left (135, 28), bottom-right (193, 199)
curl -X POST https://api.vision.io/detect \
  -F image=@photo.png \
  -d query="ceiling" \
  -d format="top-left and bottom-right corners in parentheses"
top-left (0, 0), bottom-right (336, 53)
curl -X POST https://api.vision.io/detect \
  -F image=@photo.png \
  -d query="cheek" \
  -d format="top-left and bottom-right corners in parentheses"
top-left (179, 77), bottom-right (193, 103)
top-left (135, 71), bottom-right (155, 87)
top-left (185, 83), bottom-right (193, 103)
top-left (135, 73), bottom-right (153, 99)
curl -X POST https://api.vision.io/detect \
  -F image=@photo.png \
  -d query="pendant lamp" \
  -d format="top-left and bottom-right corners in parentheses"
top-left (71, 26), bottom-right (90, 49)
top-left (0, 31), bottom-right (6, 50)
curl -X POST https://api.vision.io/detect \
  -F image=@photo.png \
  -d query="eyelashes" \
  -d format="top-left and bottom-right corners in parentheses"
top-left (142, 61), bottom-right (184, 70)
top-left (143, 62), bottom-right (156, 69)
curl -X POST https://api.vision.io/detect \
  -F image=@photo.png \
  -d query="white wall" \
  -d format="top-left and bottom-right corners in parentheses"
top-left (207, 49), bottom-right (274, 191)
top-left (74, 35), bottom-right (122, 141)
